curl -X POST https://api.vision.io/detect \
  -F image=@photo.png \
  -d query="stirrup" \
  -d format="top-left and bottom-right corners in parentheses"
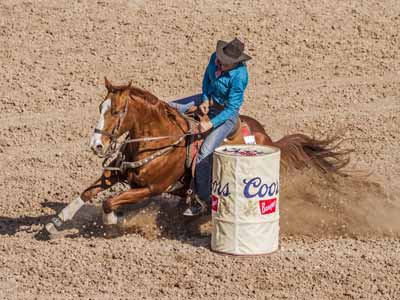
top-left (183, 192), bottom-right (207, 217)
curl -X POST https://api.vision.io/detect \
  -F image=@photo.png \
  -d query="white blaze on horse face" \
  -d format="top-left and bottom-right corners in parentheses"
top-left (90, 98), bottom-right (111, 149)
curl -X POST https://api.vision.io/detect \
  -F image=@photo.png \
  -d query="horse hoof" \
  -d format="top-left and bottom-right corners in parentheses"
top-left (45, 222), bottom-right (59, 235)
top-left (102, 211), bottom-right (118, 225)
top-left (45, 222), bottom-right (66, 239)
top-left (45, 216), bottom-right (64, 235)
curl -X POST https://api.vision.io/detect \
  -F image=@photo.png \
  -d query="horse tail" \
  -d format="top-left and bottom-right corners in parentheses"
top-left (270, 134), bottom-right (353, 177)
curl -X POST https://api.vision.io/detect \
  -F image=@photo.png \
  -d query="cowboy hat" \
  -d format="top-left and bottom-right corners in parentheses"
top-left (216, 38), bottom-right (252, 65)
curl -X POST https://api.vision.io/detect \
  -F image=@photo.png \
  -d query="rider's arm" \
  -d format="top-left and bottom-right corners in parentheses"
top-left (210, 67), bottom-right (248, 128)
top-left (201, 53), bottom-right (216, 102)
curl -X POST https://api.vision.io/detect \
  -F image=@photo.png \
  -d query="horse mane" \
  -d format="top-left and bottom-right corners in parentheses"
top-left (118, 84), bottom-right (181, 118)
top-left (109, 82), bottom-right (170, 108)
top-left (128, 86), bottom-right (160, 105)
top-left (108, 81), bottom-right (184, 131)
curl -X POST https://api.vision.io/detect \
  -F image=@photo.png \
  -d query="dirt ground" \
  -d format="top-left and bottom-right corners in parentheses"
top-left (1, 0), bottom-right (400, 299)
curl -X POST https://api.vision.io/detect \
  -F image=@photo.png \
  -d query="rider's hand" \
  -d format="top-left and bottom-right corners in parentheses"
top-left (198, 120), bottom-right (213, 133)
top-left (199, 100), bottom-right (210, 115)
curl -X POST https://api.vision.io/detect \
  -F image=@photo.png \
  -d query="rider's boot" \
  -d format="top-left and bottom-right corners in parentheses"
top-left (183, 194), bottom-right (209, 217)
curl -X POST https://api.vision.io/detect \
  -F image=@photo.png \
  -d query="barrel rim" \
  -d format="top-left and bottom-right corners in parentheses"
top-left (214, 144), bottom-right (281, 157)
top-left (210, 248), bottom-right (279, 256)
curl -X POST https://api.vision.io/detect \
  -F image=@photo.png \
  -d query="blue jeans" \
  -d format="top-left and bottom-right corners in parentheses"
top-left (168, 93), bottom-right (203, 113)
top-left (169, 94), bottom-right (238, 202)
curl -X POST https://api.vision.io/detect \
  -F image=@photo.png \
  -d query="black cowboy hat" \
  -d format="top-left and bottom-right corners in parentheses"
top-left (216, 38), bottom-right (252, 65)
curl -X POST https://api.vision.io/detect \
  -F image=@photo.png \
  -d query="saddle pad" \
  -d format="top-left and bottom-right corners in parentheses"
top-left (242, 126), bottom-right (256, 145)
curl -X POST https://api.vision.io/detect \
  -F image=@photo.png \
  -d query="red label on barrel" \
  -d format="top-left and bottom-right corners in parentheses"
top-left (259, 198), bottom-right (277, 215)
top-left (211, 195), bottom-right (219, 212)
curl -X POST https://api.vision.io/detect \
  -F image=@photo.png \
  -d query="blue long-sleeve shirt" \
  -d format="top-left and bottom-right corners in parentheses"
top-left (201, 52), bottom-right (249, 128)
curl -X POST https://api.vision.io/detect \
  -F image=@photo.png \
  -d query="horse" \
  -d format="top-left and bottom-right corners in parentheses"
top-left (45, 78), bottom-right (351, 234)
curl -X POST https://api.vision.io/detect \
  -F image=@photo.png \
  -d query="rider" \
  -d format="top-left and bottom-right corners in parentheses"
top-left (171, 38), bottom-right (251, 216)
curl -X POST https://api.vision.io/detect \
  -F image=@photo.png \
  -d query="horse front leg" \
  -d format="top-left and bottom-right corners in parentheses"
top-left (102, 187), bottom-right (152, 225)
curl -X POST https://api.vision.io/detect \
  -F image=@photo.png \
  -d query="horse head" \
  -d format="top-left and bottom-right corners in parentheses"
top-left (90, 77), bottom-right (132, 156)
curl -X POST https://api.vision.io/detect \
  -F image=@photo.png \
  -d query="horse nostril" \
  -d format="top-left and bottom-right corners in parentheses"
top-left (96, 144), bottom-right (103, 151)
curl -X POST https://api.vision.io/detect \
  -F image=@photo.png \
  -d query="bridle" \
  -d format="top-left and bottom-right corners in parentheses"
top-left (93, 94), bottom-right (198, 172)
top-left (94, 96), bottom-right (129, 156)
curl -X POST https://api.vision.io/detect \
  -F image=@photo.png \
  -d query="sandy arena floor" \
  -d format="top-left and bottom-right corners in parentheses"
top-left (0, 0), bottom-right (400, 299)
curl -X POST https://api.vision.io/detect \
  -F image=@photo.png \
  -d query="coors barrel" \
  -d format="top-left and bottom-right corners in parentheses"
top-left (211, 145), bottom-right (280, 255)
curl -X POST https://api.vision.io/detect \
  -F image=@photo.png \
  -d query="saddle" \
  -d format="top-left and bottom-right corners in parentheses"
top-left (184, 108), bottom-right (255, 173)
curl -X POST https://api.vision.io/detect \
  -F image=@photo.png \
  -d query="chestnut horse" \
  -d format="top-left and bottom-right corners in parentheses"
top-left (45, 78), bottom-right (351, 234)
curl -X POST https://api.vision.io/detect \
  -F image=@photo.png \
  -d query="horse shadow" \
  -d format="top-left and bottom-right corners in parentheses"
top-left (0, 214), bottom-right (50, 237)
top-left (0, 201), bottom-right (103, 241)
top-left (0, 197), bottom-right (211, 247)
top-left (0, 201), bottom-right (64, 238)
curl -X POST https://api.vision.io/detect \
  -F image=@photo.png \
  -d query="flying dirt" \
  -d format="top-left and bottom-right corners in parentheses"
top-left (0, 0), bottom-right (399, 299)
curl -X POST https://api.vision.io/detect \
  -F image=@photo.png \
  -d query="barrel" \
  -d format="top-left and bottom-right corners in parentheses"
top-left (211, 145), bottom-right (281, 255)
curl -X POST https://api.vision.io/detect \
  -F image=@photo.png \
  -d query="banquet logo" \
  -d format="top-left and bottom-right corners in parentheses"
top-left (211, 195), bottom-right (219, 212)
top-left (242, 177), bottom-right (279, 199)
top-left (259, 198), bottom-right (277, 215)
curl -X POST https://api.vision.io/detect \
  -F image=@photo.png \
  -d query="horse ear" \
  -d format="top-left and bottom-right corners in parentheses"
top-left (104, 77), bottom-right (113, 92)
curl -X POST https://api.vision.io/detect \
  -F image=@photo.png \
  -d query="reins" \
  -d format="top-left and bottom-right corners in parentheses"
top-left (102, 132), bottom-right (194, 172)
top-left (97, 102), bottom-right (200, 173)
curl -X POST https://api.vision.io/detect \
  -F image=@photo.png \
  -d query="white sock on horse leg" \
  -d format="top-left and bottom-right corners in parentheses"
top-left (102, 211), bottom-right (118, 225)
top-left (58, 196), bottom-right (85, 222)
